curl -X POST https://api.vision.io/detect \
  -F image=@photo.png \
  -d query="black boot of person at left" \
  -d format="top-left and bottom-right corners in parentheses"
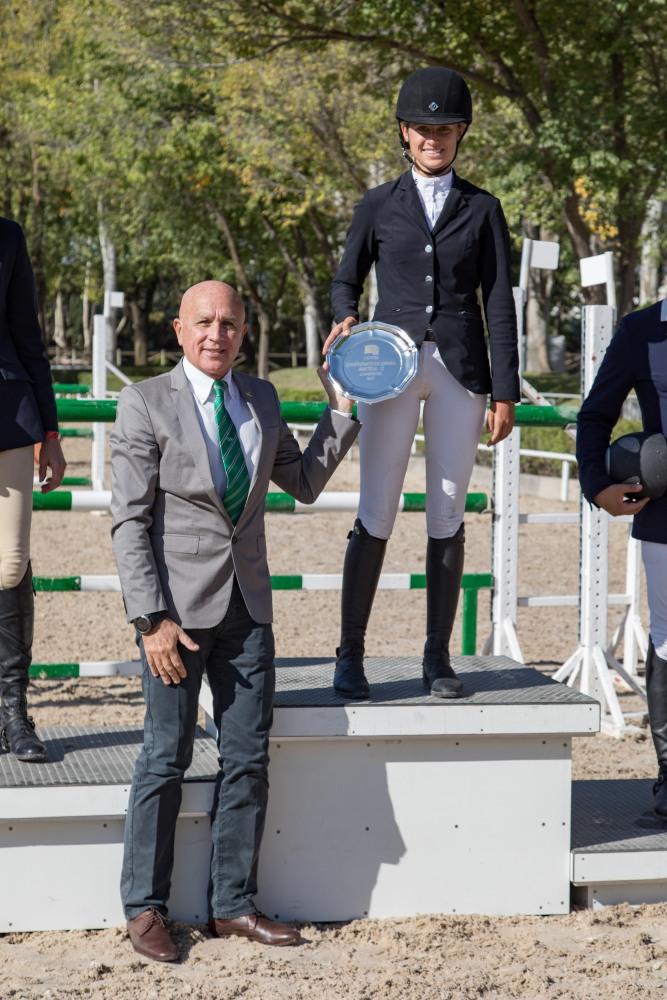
top-left (0, 563), bottom-right (47, 763)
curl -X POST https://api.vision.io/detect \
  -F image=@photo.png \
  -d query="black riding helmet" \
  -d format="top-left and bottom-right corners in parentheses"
top-left (396, 67), bottom-right (472, 172)
top-left (605, 431), bottom-right (667, 501)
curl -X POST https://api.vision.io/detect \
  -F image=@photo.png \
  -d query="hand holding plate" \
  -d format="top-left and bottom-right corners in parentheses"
top-left (322, 316), bottom-right (357, 366)
top-left (317, 366), bottom-right (354, 414)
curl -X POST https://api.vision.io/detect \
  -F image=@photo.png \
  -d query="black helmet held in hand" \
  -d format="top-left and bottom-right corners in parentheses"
top-left (605, 431), bottom-right (667, 501)
top-left (396, 67), bottom-right (473, 126)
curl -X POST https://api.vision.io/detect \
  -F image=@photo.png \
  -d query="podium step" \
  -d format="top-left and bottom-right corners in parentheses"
top-left (571, 779), bottom-right (667, 907)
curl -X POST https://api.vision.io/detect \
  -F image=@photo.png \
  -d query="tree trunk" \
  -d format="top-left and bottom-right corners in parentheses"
top-left (304, 290), bottom-right (320, 368)
top-left (129, 281), bottom-right (156, 367)
top-left (257, 309), bottom-right (271, 380)
top-left (208, 203), bottom-right (270, 378)
top-left (53, 290), bottom-right (67, 361)
top-left (82, 265), bottom-right (92, 361)
top-left (130, 301), bottom-right (148, 366)
top-left (29, 146), bottom-right (48, 342)
top-left (98, 202), bottom-right (119, 362)
top-left (639, 199), bottom-right (663, 306)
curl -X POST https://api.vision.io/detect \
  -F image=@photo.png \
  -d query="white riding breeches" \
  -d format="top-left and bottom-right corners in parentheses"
top-left (0, 445), bottom-right (33, 589)
top-left (642, 540), bottom-right (667, 658)
top-left (356, 342), bottom-right (487, 540)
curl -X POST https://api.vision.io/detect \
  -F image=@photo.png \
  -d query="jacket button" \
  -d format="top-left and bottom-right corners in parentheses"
top-left (232, 536), bottom-right (238, 544)
top-left (425, 244), bottom-right (433, 253)
top-left (425, 275), bottom-right (433, 283)
top-left (425, 305), bottom-right (433, 314)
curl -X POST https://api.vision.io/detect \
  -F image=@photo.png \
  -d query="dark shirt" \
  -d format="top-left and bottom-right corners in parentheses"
top-left (331, 169), bottom-right (520, 401)
top-left (577, 301), bottom-right (667, 543)
top-left (0, 217), bottom-right (57, 449)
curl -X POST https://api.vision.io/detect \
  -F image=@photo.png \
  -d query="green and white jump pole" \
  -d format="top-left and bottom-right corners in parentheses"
top-left (30, 570), bottom-right (492, 678)
top-left (33, 490), bottom-right (489, 514)
top-left (56, 397), bottom-right (575, 428)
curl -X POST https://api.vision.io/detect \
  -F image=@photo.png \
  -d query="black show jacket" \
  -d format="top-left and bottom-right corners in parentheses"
top-left (0, 217), bottom-right (57, 451)
top-left (577, 301), bottom-right (667, 543)
top-left (331, 170), bottom-right (520, 401)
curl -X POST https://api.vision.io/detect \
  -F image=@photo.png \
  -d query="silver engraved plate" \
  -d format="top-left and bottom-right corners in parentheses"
top-left (326, 321), bottom-right (418, 404)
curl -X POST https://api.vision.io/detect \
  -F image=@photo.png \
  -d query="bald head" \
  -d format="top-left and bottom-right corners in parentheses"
top-left (173, 281), bottom-right (247, 380)
top-left (179, 281), bottom-right (245, 323)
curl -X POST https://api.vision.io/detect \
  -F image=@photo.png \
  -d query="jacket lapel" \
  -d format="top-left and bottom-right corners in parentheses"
top-left (395, 171), bottom-right (432, 238)
top-left (431, 173), bottom-right (465, 237)
top-left (169, 361), bottom-right (230, 522)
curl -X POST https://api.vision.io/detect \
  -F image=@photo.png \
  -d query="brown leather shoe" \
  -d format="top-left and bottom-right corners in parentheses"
top-left (127, 908), bottom-right (179, 962)
top-left (209, 912), bottom-right (301, 946)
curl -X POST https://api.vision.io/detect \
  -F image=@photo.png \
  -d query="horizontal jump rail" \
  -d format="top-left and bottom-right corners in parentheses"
top-left (33, 490), bottom-right (489, 514)
top-left (30, 572), bottom-right (493, 676)
top-left (55, 398), bottom-right (575, 428)
top-left (32, 572), bottom-right (493, 593)
top-left (52, 383), bottom-right (91, 394)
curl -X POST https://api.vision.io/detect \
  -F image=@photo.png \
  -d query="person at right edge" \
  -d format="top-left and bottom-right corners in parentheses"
top-left (577, 299), bottom-right (667, 819)
top-left (323, 67), bottom-right (519, 700)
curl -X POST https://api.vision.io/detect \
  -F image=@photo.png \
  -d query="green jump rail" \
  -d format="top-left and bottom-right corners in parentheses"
top-left (32, 490), bottom-right (489, 513)
top-left (56, 398), bottom-right (576, 428)
top-left (52, 383), bottom-right (91, 394)
top-left (31, 570), bottom-right (492, 675)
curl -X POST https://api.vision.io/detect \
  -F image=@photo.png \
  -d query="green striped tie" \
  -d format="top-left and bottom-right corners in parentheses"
top-left (213, 379), bottom-right (250, 524)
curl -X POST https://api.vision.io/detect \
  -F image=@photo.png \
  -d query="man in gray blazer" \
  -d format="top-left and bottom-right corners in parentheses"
top-left (111, 280), bottom-right (359, 962)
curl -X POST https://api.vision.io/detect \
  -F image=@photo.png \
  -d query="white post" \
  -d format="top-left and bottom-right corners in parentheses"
top-left (619, 533), bottom-right (647, 676)
top-left (489, 240), bottom-right (560, 660)
top-left (491, 426), bottom-right (523, 662)
top-left (91, 315), bottom-right (107, 491)
top-left (553, 305), bottom-right (644, 734)
top-left (560, 460), bottom-right (570, 502)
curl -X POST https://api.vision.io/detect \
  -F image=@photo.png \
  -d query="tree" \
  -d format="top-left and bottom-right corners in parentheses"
top-left (217, 0), bottom-right (667, 341)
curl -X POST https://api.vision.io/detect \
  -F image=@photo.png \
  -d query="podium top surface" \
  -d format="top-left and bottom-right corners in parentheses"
top-left (572, 779), bottom-right (667, 855)
top-left (0, 725), bottom-right (216, 790)
top-left (273, 655), bottom-right (595, 707)
top-left (265, 655), bottom-right (599, 739)
top-left (571, 779), bottom-right (667, 885)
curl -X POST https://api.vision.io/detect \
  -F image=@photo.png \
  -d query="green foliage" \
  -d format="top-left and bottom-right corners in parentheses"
top-left (2, 0), bottom-right (666, 361)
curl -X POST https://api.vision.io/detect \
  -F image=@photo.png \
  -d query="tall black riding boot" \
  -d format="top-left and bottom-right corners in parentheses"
top-left (333, 519), bottom-right (387, 699)
top-left (422, 524), bottom-right (466, 699)
top-left (645, 638), bottom-right (667, 818)
top-left (0, 564), bottom-right (47, 763)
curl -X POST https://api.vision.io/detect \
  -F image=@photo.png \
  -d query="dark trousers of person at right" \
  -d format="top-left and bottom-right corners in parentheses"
top-left (121, 581), bottom-right (275, 920)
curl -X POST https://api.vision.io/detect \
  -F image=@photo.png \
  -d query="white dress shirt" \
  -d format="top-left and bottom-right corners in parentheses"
top-left (412, 167), bottom-right (453, 230)
top-left (182, 357), bottom-right (260, 497)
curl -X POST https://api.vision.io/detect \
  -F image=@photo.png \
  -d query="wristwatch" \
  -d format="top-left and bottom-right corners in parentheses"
top-left (132, 612), bottom-right (165, 635)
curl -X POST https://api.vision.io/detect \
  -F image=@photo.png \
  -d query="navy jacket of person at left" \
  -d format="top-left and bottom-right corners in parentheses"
top-left (577, 301), bottom-right (667, 543)
top-left (0, 217), bottom-right (58, 450)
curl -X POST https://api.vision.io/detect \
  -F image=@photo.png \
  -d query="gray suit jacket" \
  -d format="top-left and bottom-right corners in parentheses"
top-left (110, 361), bottom-right (359, 627)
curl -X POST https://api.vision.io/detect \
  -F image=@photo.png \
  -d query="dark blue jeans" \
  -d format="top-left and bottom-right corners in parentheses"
top-left (121, 582), bottom-right (275, 920)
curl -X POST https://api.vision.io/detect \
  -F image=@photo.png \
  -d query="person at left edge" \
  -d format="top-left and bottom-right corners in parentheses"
top-left (0, 217), bottom-right (66, 764)
top-left (110, 280), bottom-right (360, 963)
